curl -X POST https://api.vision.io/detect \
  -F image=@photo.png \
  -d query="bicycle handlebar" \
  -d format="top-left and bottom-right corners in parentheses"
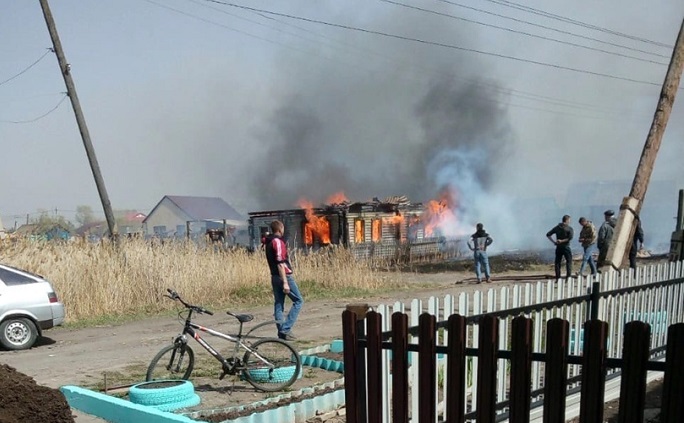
top-left (166, 288), bottom-right (214, 316)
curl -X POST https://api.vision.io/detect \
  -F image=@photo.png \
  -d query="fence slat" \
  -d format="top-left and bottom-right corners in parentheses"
top-left (366, 311), bottom-right (383, 423)
top-left (510, 316), bottom-right (532, 423)
top-left (476, 315), bottom-right (498, 423)
top-left (419, 313), bottom-right (436, 423)
top-left (543, 318), bottom-right (569, 423)
top-left (446, 314), bottom-right (466, 423)
top-left (662, 323), bottom-right (684, 423)
top-left (617, 321), bottom-right (650, 423)
top-left (342, 310), bottom-right (360, 423)
top-left (579, 319), bottom-right (608, 423)
top-left (392, 312), bottom-right (409, 423)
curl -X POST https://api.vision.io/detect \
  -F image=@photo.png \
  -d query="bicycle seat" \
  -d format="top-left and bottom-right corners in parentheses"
top-left (228, 312), bottom-right (254, 323)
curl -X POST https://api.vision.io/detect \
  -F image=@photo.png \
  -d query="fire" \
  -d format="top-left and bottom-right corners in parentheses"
top-left (297, 199), bottom-right (331, 245)
top-left (382, 215), bottom-right (404, 225)
top-left (326, 191), bottom-right (349, 205)
top-left (422, 190), bottom-right (457, 237)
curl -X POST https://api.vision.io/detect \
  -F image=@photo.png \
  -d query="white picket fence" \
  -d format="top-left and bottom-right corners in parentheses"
top-left (372, 260), bottom-right (684, 423)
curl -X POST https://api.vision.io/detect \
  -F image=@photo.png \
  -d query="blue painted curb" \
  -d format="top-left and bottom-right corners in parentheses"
top-left (60, 386), bottom-right (207, 423)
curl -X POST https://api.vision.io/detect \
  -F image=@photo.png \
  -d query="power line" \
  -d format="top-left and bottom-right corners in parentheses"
top-left (428, 0), bottom-right (671, 59)
top-left (481, 0), bottom-right (673, 49)
top-left (201, 0), bottom-right (667, 87)
top-left (0, 93), bottom-right (68, 124)
top-left (151, 0), bottom-right (652, 119)
top-left (0, 49), bottom-right (53, 87)
top-left (380, 0), bottom-right (668, 65)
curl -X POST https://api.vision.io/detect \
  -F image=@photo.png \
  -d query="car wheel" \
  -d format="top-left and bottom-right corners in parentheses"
top-left (0, 318), bottom-right (39, 350)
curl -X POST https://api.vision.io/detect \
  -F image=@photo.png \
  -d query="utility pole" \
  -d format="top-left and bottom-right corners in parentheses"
top-left (39, 0), bottom-right (118, 240)
top-left (603, 18), bottom-right (684, 271)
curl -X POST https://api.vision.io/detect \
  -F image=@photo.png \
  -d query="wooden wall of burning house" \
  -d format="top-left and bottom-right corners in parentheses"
top-left (248, 202), bottom-right (461, 260)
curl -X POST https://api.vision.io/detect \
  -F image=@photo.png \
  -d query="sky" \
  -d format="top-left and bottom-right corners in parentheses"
top-left (1, 0), bottom-right (683, 249)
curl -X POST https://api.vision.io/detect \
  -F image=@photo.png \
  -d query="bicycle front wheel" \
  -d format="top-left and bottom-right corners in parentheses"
top-left (242, 339), bottom-right (301, 392)
top-left (146, 344), bottom-right (195, 381)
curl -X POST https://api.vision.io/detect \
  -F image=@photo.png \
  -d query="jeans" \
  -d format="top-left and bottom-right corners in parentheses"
top-left (579, 244), bottom-right (597, 276)
top-left (474, 250), bottom-right (491, 281)
top-left (271, 274), bottom-right (304, 335)
top-left (554, 247), bottom-right (572, 279)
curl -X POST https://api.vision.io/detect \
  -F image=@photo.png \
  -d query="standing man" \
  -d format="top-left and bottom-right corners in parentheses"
top-left (546, 215), bottom-right (574, 281)
top-left (629, 215), bottom-right (645, 269)
top-left (597, 210), bottom-right (617, 267)
top-left (577, 217), bottom-right (598, 277)
top-left (467, 223), bottom-right (493, 283)
top-left (264, 220), bottom-right (304, 341)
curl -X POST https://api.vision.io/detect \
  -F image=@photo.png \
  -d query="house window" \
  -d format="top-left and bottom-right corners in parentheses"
top-left (354, 219), bottom-right (365, 243)
top-left (371, 219), bottom-right (382, 242)
top-left (153, 225), bottom-right (167, 236)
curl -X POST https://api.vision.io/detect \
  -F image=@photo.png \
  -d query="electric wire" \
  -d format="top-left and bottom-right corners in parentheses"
top-left (147, 0), bottom-right (655, 120)
top-left (481, 0), bottom-right (673, 49)
top-left (0, 93), bottom-right (68, 124)
top-left (427, 0), bottom-right (672, 58)
top-left (0, 49), bottom-right (53, 87)
top-left (201, 0), bottom-right (667, 87)
top-left (380, 0), bottom-right (668, 65)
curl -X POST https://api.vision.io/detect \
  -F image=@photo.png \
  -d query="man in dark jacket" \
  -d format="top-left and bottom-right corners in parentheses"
top-left (629, 215), bottom-right (644, 269)
top-left (546, 215), bottom-right (574, 280)
top-left (597, 210), bottom-right (617, 267)
top-left (467, 223), bottom-right (494, 283)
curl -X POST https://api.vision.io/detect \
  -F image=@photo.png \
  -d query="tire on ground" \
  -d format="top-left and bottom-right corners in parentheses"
top-left (129, 380), bottom-right (198, 410)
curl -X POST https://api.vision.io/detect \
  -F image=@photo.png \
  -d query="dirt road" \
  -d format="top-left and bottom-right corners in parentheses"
top-left (0, 268), bottom-right (546, 422)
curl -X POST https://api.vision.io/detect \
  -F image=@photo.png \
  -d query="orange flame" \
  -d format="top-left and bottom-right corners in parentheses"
top-left (422, 191), bottom-right (457, 237)
top-left (326, 191), bottom-right (349, 204)
top-left (382, 214), bottom-right (404, 225)
top-left (297, 199), bottom-right (331, 245)
top-left (371, 219), bottom-right (382, 242)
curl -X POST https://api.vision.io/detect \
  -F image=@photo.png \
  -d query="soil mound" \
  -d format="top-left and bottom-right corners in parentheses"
top-left (0, 364), bottom-right (75, 423)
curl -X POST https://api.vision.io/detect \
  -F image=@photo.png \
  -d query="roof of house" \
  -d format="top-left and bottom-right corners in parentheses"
top-left (14, 223), bottom-right (71, 236)
top-left (145, 195), bottom-right (245, 223)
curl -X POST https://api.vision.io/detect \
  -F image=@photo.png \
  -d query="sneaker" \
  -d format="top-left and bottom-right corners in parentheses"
top-left (486, 278), bottom-right (491, 283)
top-left (278, 332), bottom-right (297, 341)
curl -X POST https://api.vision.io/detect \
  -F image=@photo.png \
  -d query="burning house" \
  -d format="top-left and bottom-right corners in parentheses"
top-left (248, 195), bottom-right (461, 260)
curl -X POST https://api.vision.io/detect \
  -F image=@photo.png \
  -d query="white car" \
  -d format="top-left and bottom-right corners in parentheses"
top-left (0, 264), bottom-right (65, 350)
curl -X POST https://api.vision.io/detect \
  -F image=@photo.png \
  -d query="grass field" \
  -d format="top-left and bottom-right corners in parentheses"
top-left (1, 238), bottom-right (404, 323)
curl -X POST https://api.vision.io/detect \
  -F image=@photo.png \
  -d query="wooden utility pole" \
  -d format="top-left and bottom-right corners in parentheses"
top-left (603, 18), bottom-right (684, 271)
top-left (39, 0), bottom-right (118, 240)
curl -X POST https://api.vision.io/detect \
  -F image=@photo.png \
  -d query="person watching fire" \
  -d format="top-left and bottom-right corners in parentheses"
top-left (546, 215), bottom-right (574, 281)
top-left (467, 223), bottom-right (494, 283)
top-left (264, 220), bottom-right (304, 341)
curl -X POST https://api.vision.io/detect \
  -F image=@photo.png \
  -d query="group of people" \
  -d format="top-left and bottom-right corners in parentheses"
top-left (467, 210), bottom-right (645, 284)
top-left (546, 210), bottom-right (644, 281)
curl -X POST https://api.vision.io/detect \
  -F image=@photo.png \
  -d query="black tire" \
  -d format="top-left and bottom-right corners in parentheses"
top-left (0, 317), bottom-right (38, 350)
top-left (242, 338), bottom-right (301, 392)
top-left (146, 344), bottom-right (195, 381)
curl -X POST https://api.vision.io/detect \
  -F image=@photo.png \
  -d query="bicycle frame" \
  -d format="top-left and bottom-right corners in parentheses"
top-left (175, 309), bottom-right (280, 372)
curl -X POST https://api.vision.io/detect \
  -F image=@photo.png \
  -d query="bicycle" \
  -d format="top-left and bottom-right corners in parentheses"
top-left (146, 289), bottom-right (301, 392)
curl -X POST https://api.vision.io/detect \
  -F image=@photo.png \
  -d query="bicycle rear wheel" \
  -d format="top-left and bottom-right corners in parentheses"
top-left (146, 344), bottom-right (195, 381)
top-left (242, 338), bottom-right (301, 392)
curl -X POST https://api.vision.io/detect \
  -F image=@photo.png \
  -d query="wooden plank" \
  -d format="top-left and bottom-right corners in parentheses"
top-left (446, 314), bottom-right (466, 423)
top-left (366, 311), bottom-right (383, 423)
top-left (543, 318), bottom-right (569, 423)
top-left (342, 310), bottom-right (360, 423)
top-left (617, 321), bottom-right (650, 423)
top-left (356, 317), bottom-right (368, 423)
top-left (476, 315), bottom-right (498, 423)
top-left (418, 313), bottom-right (436, 423)
top-left (662, 323), bottom-right (684, 423)
top-left (510, 316), bottom-right (532, 423)
top-left (579, 320), bottom-right (608, 423)
top-left (392, 312), bottom-right (409, 423)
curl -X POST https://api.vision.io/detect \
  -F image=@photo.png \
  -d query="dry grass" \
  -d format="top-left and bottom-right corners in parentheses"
top-left (0, 238), bottom-right (403, 323)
